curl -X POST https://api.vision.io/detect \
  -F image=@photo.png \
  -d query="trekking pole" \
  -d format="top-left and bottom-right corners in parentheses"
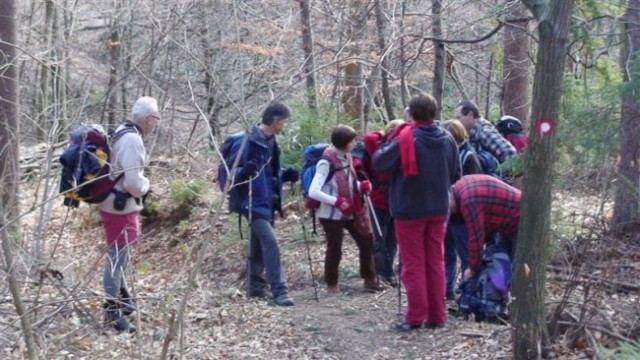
top-left (364, 194), bottom-right (383, 238)
top-left (292, 182), bottom-right (319, 302)
top-left (364, 194), bottom-right (402, 314)
top-left (247, 177), bottom-right (253, 298)
top-left (397, 258), bottom-right (402, 315)
top-left (363, 194), bottom-right (384, 287)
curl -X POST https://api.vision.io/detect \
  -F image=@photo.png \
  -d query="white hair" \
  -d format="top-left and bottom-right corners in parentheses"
top-left (131, 96), bottom-right (158, 121)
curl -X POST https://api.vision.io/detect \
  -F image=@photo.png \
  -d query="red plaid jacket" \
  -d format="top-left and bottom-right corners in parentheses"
top-left (452, 174), bottom-right (521, 271)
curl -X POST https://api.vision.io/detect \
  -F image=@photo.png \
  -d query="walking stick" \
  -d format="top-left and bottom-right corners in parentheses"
top-left (292, 182), bottom-right (319, 302)
top-left (364, 194), bottom-right (383, 238)
top-left (247, 178), bottom-right (253, 298)
top-left (364, 194), bottom-right (402, 314)
top-left (397, 258), bottom-right (402, 315)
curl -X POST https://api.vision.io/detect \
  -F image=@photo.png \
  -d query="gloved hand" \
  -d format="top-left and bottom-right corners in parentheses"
top-left (360, 180), bottom-right (372, 194)
top-left (240, 161), bottom-right (258, 179)
top-left (334, 197), bottom-right (354, 216)
top-left (282, 167), bottom-right (300, 183)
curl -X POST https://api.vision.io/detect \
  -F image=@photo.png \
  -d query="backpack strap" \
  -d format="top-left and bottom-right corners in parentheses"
top-left (111, 121), bottom-right (144, 144)
top-left (460, 148), bottom-right (472, 168)
top-left (109, 122), bottom-right (145, 198)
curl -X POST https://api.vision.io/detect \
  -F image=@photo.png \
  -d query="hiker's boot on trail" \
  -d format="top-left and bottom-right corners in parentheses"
top-left (364, 278), bottom-right (385, 292)
top-left (273, 293), bottom-right (295, 307)
top-left (326, 285), bottom-right (340, 295)
top-left (104, 300), bottom-right (136, 333)
top-left (119, 287), bottom-right (137, 316)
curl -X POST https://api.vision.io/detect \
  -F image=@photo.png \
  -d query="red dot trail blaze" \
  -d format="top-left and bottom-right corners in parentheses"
top-left (534, 118), bottom-right (556, 137)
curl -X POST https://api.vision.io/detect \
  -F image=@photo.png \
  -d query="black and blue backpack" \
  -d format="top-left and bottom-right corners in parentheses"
top-left (467, 140), bottom-right (501, 178)
top-left (300, 142), bottom-right (366, 210)
top-left (301, 143), bottom-right (330, 209)
top-left (58, 122), bottom-right (141, 208)
top-left (457, 243), bottom-right (511, 323)
top-left (216, 131), bottom-right (249, 193)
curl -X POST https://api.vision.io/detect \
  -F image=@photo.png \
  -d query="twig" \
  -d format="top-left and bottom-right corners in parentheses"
top-left (554, 321), bottom-right (631, 343)
top-left (547, 265), bottom-right (640, 292)
top-left (460, 331), bottom-right (488, 338)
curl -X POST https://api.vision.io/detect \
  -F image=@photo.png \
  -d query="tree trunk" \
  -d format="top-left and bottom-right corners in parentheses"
top-left (107, 27), bottom-right (121, 126)
top-left (513, 1), bottom-right (575, 359)
top-left (374, 0), bottom-right (395, 121)
top-left (341, 2), bottom-right (368, 129)
top-left (502, 1), bottom-right (531, 123)
top-left (299, 0), bottom-right (317, 111)
top-left (484, 52), bottom-right (494, 119)
top-left (399, 1), bottom-right (408, 107)
top-left (612, 0), bottom-right (640, 230)
top-left (36, 0), bottom-right (55, 141)
top-left (0, 1), bottom-right (38, 358)
top-left (431, 0), bottom-right (445, 119)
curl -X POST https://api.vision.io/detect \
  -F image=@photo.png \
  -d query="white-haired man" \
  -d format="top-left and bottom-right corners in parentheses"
top-left (99, 96), bottom-right (159, 333)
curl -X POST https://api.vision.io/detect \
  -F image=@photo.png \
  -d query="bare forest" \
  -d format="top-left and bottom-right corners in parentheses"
top-left (0, 0), bottom-right (639, 359)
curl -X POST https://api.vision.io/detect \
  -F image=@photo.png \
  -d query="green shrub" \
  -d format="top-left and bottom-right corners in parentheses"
top-left (170, 179), bottom-right (209, 206)
top-left (600, 341), bottom-right (640, 360)
top-left (279, 101), bottom-right (339, 168)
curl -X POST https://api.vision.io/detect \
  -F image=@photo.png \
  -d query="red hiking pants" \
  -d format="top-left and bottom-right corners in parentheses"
top-left (395, 215), bottom-right (447, 326)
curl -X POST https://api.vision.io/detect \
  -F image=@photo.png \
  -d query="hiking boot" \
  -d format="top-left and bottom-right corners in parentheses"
top-left (425, 322), bottom-right (445, 330)
top-left (363, 278), bottom-right (385, 292)
top-left (326, 285), bottom-right (340, 295)
top-left (273, 293), bottom-right (294, 307)
top-left (395, 322), bottom-right (423, 332)
top-left (104, 301), bottom-right (136, 333)
top-left (445, 290), bottom-right (456, 301)
top-left (249, 290), bottom-right (268, 299)
top-left (119, 287), bottom-right (137, 317)
top-left (381, 276), bottom-right (398, 288)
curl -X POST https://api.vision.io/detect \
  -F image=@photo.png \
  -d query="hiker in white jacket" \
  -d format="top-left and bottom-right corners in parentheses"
top-left (99, 96), bottom-right (159, 333)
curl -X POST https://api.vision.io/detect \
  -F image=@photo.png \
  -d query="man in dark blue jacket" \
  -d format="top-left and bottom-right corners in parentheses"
top-left (228, 103), bottom-right (298, 306)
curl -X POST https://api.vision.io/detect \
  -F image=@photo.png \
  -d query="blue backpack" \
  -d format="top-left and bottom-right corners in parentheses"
top-left (300, 142), bottom-right (367, 209)
top-left (466, 146), bottom-right (500, 177)
top-left (301, 144), bottom-right (328, 192)
top-left (216, 131), bottom-right (249, 193)
top-left (457, 244), bottom-right (511, 323)
top-left (58, 123), bottom-right (140, 208)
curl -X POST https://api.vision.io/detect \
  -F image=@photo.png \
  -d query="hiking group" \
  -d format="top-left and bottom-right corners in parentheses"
top-left (219, 95), bottom-right (528, 331)
top-left (59, 93), bottom-right (529, 333)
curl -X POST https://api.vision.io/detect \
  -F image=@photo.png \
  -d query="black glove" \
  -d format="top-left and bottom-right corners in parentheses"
top-left (282, 167), bottom-right (300, 183)
top-left (240, 161), bottom-right (258, 179)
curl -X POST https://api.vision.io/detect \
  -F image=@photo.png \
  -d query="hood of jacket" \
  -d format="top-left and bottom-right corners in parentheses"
top-left (413, 123), bottom-right (450, 150)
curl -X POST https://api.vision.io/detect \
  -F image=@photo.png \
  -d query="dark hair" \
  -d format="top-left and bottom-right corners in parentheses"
top-left (456, 100), bottom-right (480, 119)
top-left (261, 102), bottom-right (291, 125)
top-left (331, 124), bottom-right (357, 149)
top-left (409, 94), bottom-right (438, 122)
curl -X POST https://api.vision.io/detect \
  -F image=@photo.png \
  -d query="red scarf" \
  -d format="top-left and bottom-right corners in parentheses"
top-left (390, 121), bottom-right (433, 176)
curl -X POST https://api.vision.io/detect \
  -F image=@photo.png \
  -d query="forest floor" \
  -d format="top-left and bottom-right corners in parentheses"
top-left (2, 155), bottom-right (638, 359)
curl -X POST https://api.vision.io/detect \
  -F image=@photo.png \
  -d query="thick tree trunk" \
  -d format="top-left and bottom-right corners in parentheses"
top-left (502, 1), bottom-right (531, 123)
top-left (374, 0), bottom-right (395, 121)
top-left (431, 0), bottom-right (445, 119)
top-left (612, 0), bottom-right (640, 230)
top-left (299, 0), bottom-right (317, 111)
top-left (0, 1), bottom-right (38, 358)
top-left (342, 2), bottom-right (367, 129)
top-left (512, 1), bottom-right (575, 359)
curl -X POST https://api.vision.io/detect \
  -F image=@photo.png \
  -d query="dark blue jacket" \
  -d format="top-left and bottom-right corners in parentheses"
top-left (228, 125), bottom-right (283, 220)
top-left (373, 123), bottom-right (461, 219)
